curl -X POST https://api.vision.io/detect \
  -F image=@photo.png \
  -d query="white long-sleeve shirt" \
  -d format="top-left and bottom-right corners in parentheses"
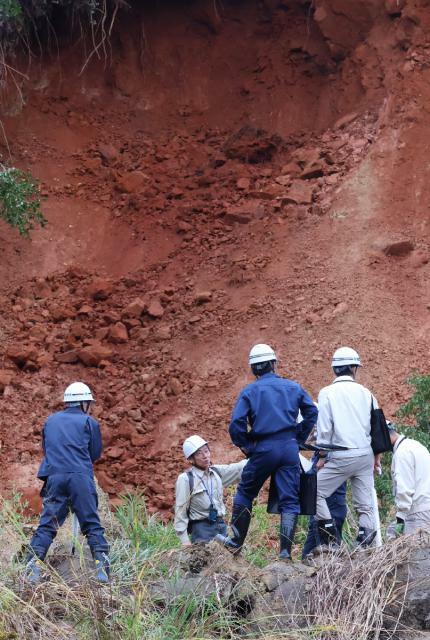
top-left (392, 436), bottom-right (430, 519)
top-left (174, 460), bottom-right (247, 544)
top-left (317, 376), bottom-right (377, 458)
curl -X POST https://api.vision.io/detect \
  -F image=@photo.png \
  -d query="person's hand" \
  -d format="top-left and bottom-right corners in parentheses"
top-left (316, 457), bottom-right (326, 470)
top-left (182, 540), bottom-right (192, 547)
top-left (374, 453), bottom-right (382, 473)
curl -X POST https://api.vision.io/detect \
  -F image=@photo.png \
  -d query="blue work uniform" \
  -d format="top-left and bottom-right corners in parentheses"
top-left (229, 373), bottom-right (318, 513)
top-left (28, 407), bottom-right (108, 560)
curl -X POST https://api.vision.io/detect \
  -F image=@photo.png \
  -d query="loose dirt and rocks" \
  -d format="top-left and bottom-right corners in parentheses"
top-left (0, 0), bottom-right (429, 516)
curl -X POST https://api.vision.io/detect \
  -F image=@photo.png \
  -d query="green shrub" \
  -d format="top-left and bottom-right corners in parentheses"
top-left (0, 166), bottom-right (46, 235)
top-left (397, 373), bottom-right (430, 432)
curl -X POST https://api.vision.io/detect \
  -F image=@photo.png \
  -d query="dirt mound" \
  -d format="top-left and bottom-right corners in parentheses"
top-left (0, 0), bottom-right (429, 513)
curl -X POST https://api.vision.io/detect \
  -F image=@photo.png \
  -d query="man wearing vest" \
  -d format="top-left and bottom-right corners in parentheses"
top-left (174, 436), bottom-right (247, 545)
top-left (216, 343), bottom-right (318, 560)
top-left (24, 382), bottom-right (109, 584)
top-left (387, 422), bottom-right (430, 535)
top-left (315, 347), bottom-right (380, 549)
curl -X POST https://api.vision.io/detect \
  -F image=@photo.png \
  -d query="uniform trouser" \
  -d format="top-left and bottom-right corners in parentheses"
top-left (316, 453), bottom-right (375, 530)
top-left (190, 519), bottom-right (227, 543)
top-left (404, 510), bottom-right (430, 534)
top-left (28, 473), bottom-right (109, 560)
top-left (234, 436), bottom-right (300, 513)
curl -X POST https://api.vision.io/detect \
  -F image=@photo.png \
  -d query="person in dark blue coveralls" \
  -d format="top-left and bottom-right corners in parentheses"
top-left (25, 382), bottom-right (109, 585)
top-left (216, 343), bottom-right (318, 560)
top-left (302, 455), bottom-right (347, 559)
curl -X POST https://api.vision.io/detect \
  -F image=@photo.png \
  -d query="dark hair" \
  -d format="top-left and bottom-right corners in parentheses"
top-left (251, 360), bottom-right (275, 377)
top-left (333, 365), bottom-right (355, 377)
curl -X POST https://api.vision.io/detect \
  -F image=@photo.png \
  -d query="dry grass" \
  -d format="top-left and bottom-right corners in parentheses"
top-left (307, 532), bottom-right (430, 640)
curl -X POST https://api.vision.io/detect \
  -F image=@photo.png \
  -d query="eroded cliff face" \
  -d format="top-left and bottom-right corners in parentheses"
top-left (0, 0), bottom-right (428, 513)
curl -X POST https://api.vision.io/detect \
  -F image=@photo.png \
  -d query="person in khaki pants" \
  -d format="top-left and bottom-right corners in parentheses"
top-left (315, 347), bottom-right (380, 549)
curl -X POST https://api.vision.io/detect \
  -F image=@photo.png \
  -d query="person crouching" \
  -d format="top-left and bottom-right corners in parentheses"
top-left (174, 436), bottom-right (246, 545)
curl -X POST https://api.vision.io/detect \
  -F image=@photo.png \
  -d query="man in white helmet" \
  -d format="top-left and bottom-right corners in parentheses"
top-left (315, 347), bottom-right (380, 549)
top-left (24, 382), bottom-right (110, 584)
top-left (217, 344), bottom-right (318, 560)
top-left (174, 436), bottom-right (247, 545)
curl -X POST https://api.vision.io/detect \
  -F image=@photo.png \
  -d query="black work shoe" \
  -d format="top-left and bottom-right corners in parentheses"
top-left (279, 513), bottom-right (298, 561)
top-left (317, 519), bottom-right (338, 547)
top-left (356, 528), bottom-right (376, 548)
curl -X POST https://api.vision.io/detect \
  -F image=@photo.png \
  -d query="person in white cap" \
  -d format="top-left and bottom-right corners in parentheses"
top-left (174, 436), bottom-right (247, 545)
top-left (315, 347), bottom-right (380, 549)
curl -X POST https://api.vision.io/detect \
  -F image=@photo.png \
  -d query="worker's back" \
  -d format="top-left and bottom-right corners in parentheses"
top-left (38, 407), bottom-right (101, 478)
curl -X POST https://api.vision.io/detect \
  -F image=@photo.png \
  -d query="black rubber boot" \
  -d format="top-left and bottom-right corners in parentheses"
top-left (279, 513), bottom-right (298, 561)
top-left (215, 504), bottom-right (251, 552)
top-left (356, 527), bottom-right (376, 549)
top-left (317, 519), bottom-right (338, 547)
top-left (93, 551), bottom-right (110, 583)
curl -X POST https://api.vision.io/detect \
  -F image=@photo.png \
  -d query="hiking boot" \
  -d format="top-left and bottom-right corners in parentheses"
top-left (24, 557), bottom-right (43, 585)
top-left (279, 513), bottom-right (297, 561)
top-left (94, 552), bottom-right (110, 583)
top-left (215, 504), bottom-right (251, 553)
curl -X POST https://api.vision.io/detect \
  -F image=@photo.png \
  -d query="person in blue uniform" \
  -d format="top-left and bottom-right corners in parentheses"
top-left (24, 382), bottom-right (109, 584)
top-left (216, 343), bottom-right (318, 560)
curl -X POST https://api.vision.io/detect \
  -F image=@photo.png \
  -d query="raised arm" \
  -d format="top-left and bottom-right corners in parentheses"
top-left (174, 474), bottom-right (192, 546)
top-left (297, 389), bottom-right (318, 444)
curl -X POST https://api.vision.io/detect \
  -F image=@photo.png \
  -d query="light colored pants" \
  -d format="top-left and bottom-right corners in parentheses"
top-left (316, 453), bottom-right (375, 530)
top-left (404, 510), bottom-right (430, 534)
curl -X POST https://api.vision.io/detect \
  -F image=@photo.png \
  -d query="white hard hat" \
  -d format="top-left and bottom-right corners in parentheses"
top-left (249, 343), bottom-right (277, 366)
top-left (183, 435), bottom-right (208, 459)
top-left (63, 382), bottom-right (94, 403)
top-left (331, 347), bottom-right (361, 368)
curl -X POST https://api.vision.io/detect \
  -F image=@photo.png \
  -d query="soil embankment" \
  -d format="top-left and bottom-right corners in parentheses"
top-left (0, 0), bottom-right (428, 514)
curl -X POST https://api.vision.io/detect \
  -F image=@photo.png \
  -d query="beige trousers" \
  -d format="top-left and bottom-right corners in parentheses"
top-left (316, 453), bottom-right (375, 530)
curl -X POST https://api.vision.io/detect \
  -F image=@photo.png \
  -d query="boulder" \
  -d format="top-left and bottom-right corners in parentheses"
top-left (77, 343), bottom-right (113, 367)
top-left (223, 126), bottom-right (283, 163)
top-left (0, 370), bottom-right (13, 392)
top-left (283, 181), bottom-right (315, 205)
top-left (147, 298), bottom-right (165, 319)
top-left (6, 345), bottom-right (40, 370)
top-left (55, 349), bottom-right (80, 364)
top-left (124, 298), bottom-right (146, 318)
top-left (194, 291), bottom-right (212, 304)
top-left (108, 322), bottom-right (129, 344)
top-left (383, 240), bottom-right (415, 257)
top-left (115, 170), bottom-right (148, 194)
top-left (87, 278), bottom-right (113, 301)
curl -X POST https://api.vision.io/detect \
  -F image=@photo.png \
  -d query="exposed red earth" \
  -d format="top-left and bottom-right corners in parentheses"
top-left (0, 0), bottom-right (428, 518)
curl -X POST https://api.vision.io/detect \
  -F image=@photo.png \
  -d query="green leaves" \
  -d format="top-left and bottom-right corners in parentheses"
top-left (0, 0), bottom-right (22, 21)
top-left (0, 166), bottom-right (46, 236)
top-left (397, 374), bottom-right (430, 432)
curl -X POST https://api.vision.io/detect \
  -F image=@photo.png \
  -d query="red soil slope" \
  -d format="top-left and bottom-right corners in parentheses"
top-left (0, 0), bottom-right (428, 515)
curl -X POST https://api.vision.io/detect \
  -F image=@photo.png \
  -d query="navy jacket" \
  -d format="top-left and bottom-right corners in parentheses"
top-left (37, 407), bottom-right (102, 479)
top-left (229, 373), bottom-right (318, 450)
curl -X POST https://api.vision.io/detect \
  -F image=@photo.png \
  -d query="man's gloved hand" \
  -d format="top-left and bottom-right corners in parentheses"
top-left (395, 517), bottom-right (405, 537)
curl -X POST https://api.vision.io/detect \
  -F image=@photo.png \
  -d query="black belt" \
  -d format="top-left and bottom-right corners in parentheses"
top-left (189, 516), bottom-right (225, 526)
